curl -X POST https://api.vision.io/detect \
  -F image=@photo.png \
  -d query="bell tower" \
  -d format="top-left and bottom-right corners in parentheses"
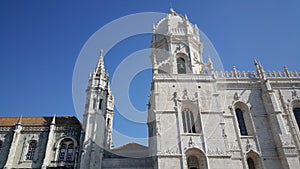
top-left (148, 9), bottom-right (209, 169)
top-left (80, 50), bottom-right (114, 169)
top-left (150, 8), bottom-right (205, 75)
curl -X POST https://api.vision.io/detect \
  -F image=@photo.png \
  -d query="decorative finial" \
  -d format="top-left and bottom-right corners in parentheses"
top-left (254, 58), bottom-right (258, 66)
top-left (185, 14), bottom-right (189, 20)
top-left (169, 8), bottom-right (175, 15)
top-left (51, 114), bottom-right (56, 125)
top-left (207, 56), bottom-right (214, 71)
top-left (284, 65), bottom-right (290, 77)
top-left (17, 115), bottom-right (22, 125)
top-left (99, 49), bottom-right (104, 60)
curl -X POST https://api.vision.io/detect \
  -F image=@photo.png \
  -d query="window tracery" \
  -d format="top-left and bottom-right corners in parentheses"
top-left (182, 108), bottom-right (196, 133)
top-left (25, 140), bottom-right (37, 160)
top-left (187, 155), bottom-right (199, 169)
top-left (58, 138), bottom-right (75, 162)
top-left (186, 148), bottom-right (207, 169)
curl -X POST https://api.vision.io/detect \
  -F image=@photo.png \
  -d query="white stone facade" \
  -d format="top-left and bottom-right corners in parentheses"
top-left (147, 9), bottom-right (300, 169)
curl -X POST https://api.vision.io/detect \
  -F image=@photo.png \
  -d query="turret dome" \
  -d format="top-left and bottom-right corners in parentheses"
top-left (153, 8), bottom-right (199, 39)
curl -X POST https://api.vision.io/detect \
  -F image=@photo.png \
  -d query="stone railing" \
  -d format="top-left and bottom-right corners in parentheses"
top-left (214, 70), bottom-right (300, 79)
top-left (171, 28), bottom-right (185, 34)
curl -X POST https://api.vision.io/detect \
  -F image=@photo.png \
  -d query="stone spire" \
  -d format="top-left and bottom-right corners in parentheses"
top-left (17, 115), bottom-right (22, 125)
top-left (95, 49), bottom-right (105, 75)
top-left (16, 115), bottom-right (22, 129)
top-left (254, 59), bottom-right (266, 80)
top-left (51, 114), bottom-right (56, 125)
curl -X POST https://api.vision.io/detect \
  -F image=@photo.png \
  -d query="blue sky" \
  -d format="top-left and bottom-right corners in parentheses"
top-left (0, 1), bottom-right (299, 146)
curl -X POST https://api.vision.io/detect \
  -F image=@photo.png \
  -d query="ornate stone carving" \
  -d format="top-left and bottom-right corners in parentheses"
top-left (233, 92), bottom-right (240, 101)
top-left (182, 89), bottom-right (188, 100)
top-left (246, 139), bottom-right (253, 151)
top-left (207, 147), bottom-right (230, 156)
top-left (188, 137), bottom-right (195, 147)
top-left (292, 90), bottom-right (299, 100)
top-left (226, 142), bottom-right (239, 150)
top-left (163, 147), bottom-right (179, 155)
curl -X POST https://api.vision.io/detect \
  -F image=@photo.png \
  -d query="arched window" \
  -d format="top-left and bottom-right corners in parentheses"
top-left (58, 143), bottom-right (67, 161)
top-left (235, 108), bottom-right (248, 135)
top-left (293, 107), bottom-right (300, 129)
top-left (58, 138), bottom-right (74, 161)
top-left (177, 57), bottom-right (186, 74)
top-left (66, 143), bottom-right (74, 161)
top-left (182, 108), bottom-right (196, 133)
top-left (25, 140), bottom-right (37, 160)
top-left (246, 151), bottom-right (261, 169)
top-left (186, 149), bottom-right (207, 169)
top-left (187, 155), bottom-right (199, 169)
top-left (247, 158), bottom-right (256, 169)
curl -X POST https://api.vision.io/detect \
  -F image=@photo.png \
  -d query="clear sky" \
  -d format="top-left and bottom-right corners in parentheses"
top-left (0, 1), bottom-right (299, 146)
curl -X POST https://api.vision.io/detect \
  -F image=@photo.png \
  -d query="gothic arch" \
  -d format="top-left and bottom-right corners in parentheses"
top-left (246, 150), bottom-right (263, 169)
top-left (54, 137), bottom-right (78, 162)
top-left (233, 101), bottom-right (255, 136)
top-left (54, 136), bottom-right (78, 149)
top-left (185, 148), bottom-right (208, 169)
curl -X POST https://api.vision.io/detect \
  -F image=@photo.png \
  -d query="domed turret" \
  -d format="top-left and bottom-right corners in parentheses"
top-left (151, 8), bottom-right (204, 74)
top-left (153, 8), bottom-right (199, 41)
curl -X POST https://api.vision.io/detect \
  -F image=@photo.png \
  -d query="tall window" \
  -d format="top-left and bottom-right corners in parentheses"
top-left (182, 108), bottom-right (196, 133)
top-left (59, 143), bottom-right (67, 161)
top-left (247, 158), bottom-right (256, 169)
top-left (235, 108), bottom-right (248, 135)
top-left (0, 140), bottom-right (2, 152)
top-left (66, 143), bottom-right (74, 161)
top-left (58, 139), bottom-right (74, 161)
top-left (26, 140), bottom-right (37, 160)
top-left (177, 57), bottom-right (186, 74)
top-left (99, 98), bottom-right (103, 109)
top-left (293, 107), bottom-right (300, 129)
top-left (187, 155), bottom-right (199, 169)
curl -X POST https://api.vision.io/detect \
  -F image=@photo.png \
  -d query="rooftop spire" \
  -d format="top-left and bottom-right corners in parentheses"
top-left (51, 114), bottom-right (56, 125)
top-left (254, 59), bottom-right (266, 80)
top-left (95, 49), bottom-right (105, 74)
top-left (17, 115), bottom-right (22, 125)
top-left (169, 8), bottom-right (176, 15)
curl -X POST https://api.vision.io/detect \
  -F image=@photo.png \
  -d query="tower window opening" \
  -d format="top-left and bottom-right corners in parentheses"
top-left (247, 158), bottom-right (256, 169)
top-left (187, 155), bottom-right (199, 169)
top-left (177, 57), bottom-right (186, 74)
top-left (99, 98), bottom-right (103, 109)
top-left (93, 98), bottom-right (97, 109)
top-left (235, 108), bottom-right (248, 135)
top-left (182, 108), bottom-right (197, 133)
top-left (293, 107), bottom-right (300, 129)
